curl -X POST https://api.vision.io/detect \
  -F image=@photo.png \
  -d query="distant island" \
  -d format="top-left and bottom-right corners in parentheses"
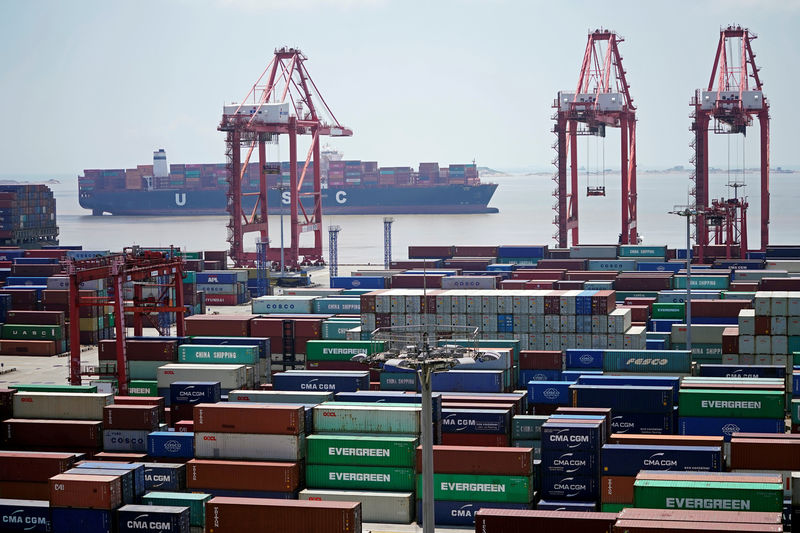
top-left (0, 178), bottom-right (60, 185)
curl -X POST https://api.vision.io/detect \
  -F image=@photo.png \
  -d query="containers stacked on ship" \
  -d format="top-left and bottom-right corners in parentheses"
top-left (102, 400), bottom-right (161, 454)
top-left (538, 415), bottom-right (606, 511)
top-left (301, 402), bottom-right (418, 523)
top-left (0, 310), bottom-right (67, 356)
top-left (0, 185), bottom-right (59, 247)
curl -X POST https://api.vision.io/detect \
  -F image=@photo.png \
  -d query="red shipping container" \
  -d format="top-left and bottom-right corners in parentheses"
top-left (92, 452), bottom-right (148, 462)
top-left (103, 405), bottom-right (160, 431)
top-left (537, 259), bottom-right (588, 270)
top-left (519, 350), bottom-right (562, 370)
top-left (731, 433), bottom-right (800, 440)
top-left (204, 294), bottom-right (240, 306)
top-left (754, 316), bottom-right (771, 335)
top-left (408, 245), bottom-right (454, 259)
top-left (513, 269), bottom-right (565, 281)
top-left (49, 473), bottom-right (122, 510)
top-left (0, 289), bottom-right (38, 309)
top-left (453, 246), bottom-right (498, 258)
top-left (524, 280), bottom-right (555, 289)
top-left (250, 317), bottom-right (323, 338)
top-left (722, 327), bottom-right (739, 354)
top-left (618, 305), bottom-right (649, 323)
top-left (415, 445), bottom-right (531, 475)
top-left (175, 420), bottom-right (194, 432)
top-left (592, 291), bottom-right (617, 314)
top-left (555, 280), bottom-right (584, 290)
top-left (0, 481), bottom-right (50, 500)
top-left (730, 438), bottom-right (800, 470)
top-left (113, 396), bottom-right (166, 422)
top-left (170, 403), bottom-right (194, 423)
top-left (24, 249), bottom-right (67, 259)
top-left (623, 297), bottom-right (657, 312)
top-left (5, 310), bottom-right (65, 326)
top-left (439, 433), bottom-right (509, 447)
top-left (601, 475), bottom-right (634, 503)
top-left (729, 281), bottom-right (759, 292)
top-left (187, 459), bottom-right (300, 492)
top-left (691, 299), bottom-right (751, 318)
top-left (544, 294), bottom-right (563, 314)
top-left (194, 403), bottom-right (303, 435)
top-left (126, 339), bottom-right (178, 361)
top-left (390, 274), bottom-right (444, 289)
top-left (760, 277), bottom-right (800, 290)
top-left (0, 340), bottom-right (58, 356)
top-left (184, 315), bottom-right (253, 337)
top-left (4, 419), bottom-right (102, 448)
top-left (475, 509), bottom-right (618, 533)
top-left (0, 451), bottom-right (75, 481)
top-left (205, 496), bottom-right (361, 533)
top-left (500, 280), bottom-right (528, 289)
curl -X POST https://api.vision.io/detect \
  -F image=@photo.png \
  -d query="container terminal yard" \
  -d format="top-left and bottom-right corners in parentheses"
top-left (1, 21), bottom-right (798, 533)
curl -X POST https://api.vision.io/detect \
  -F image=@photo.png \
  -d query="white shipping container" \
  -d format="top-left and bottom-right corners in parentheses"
top-left (766, 261), bottom-right (800, 273)
top-left (529, 293), bottom-right (546, 315)
top-left (738, 309), bottom-right (756, 335)
top-left (592, 315), bottom-right (608, 333)
top-left (739, 335), bottom-right (755, 354)
top-left (739, 354), bottom-right (755, 365)
top-left (156, 364), bottom-right (246, 389)
top-left (389, 294), bottom-right (406, 314)
top-left (299, 489), bottom-right (414, 524)
top-left (528, 315), bottom-right (544, 334)
top-left (722, 354), bottom-right (739, 364)
top-left (788, 292), bottom-right (800, 317)
top-left (754, 354), bottom-right (772, 365)
top-left (738, 271), bottom-right (787, 281)
top-left (772, 354), bottom-right (788, 367)
top-left (223, 102), bottom-right (290, 124)
top-left (608, 309), bottom-right (632, 334)
top-left (513, 315), bottom-right (529, 333)
top-left (46, 277), bottom-right (106, 291)
top-left (12, 392), bottom-right (112, 420)
top-left (279, 287), bottom-right (343, 297)
top-left (442, 276), bottom-right (496, 290)
top-left (497, 295), bottom-right (513, 314)
top-left (771, 316), bottom-right (787, 336)
top-left (481, 295), bottom-right (498, 314)
top-left (103, 429), bottom-right (149, 452)
top-left (252, 295), bottom-right (317, 314)
top-left (772, 335), bottom-right (788, 355)
top-left (624, 326), bottom-right (647, 350)
top-left (465, 295), bottom-right (482, 315)
top-left (560, 334), bottom-right (575, 350)
top-left (390, 315), bottom-right (405, 327)
top-left (788, 318), bottom-right (800, 336)
top-left (512, 295), bottom-right (529, 314)
top-left (754, 292), bottom-right (773, 316)
top-left (755, 335), bottom-right (772, 355)
top-left (575, 334), bottom-right (591, 349)
top-left (608, 334), bottom-right (623, 350)
top-left (375, 294), bottom-right (391, 313)
top-left (544, 334), bottom-right (561, 351)
top-left (436, 295), bottom-right (450, 314)
top-left (465, 314), bottom-right (480, 328)
top-left (772, 293), bottom-right (788, 317)
top-left (560, 290), bottom-right (581, 315)
top-left (559, 315), bottom-right (576, 333)
top-left (195, 432), bottom-right (305, 461)
top-left (544, 316), bottom-right (560, 333)
top-left (361, 313), bottom-right (376, 332)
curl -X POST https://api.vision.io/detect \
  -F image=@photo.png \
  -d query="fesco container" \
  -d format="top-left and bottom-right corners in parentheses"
top-left (601, 350), bottom-right (692, 374)
top-left (678, 389), bottom-right (784, 419)
top-left (312, 404), bottom-right (420, 434)
top-left (117, 504), bottom-right (190, 533)
top-left (565, 349), bottom-right (604, 369)
top-left (169, 381), bottom-right (221, 405)
top-left (541, 421), bottom-right (602, 451)
top-left (272, 371), bottom-right (370, 393)
top-left (442, 408), bottom-right (510, 434)
top-left (430, 370), bottom-right (504, 393)
top-left (143, 463), bottom-right (186, 491)
top-left (300, 489), bottom-right (413, 524)
top-left (415, 499), bottom-right (530, 527)
top-left (512, 415), bottom-right (548, 441)
top-left (0, 498), bottom-right (51, 533)
top-left (51, 508), bottom-right (113, 533)
top-left (194, 432), bottom-right (304, 461)
top-left (228, 390), bottom-right (333, 404)
top-left (49, 473), bottom-right (122, 510)
top-left (420, 473), bottom-right (533, 503)
top-left (141, 492), bottom-right (210, 528)
top-left (203, 497), bottom-right (361, 533)
top-left (305, 340), bottom-right (385, 362)
top-left (633, 478), bottom-right (783, 512)
top-left (193, 403), bottom-right (304, 435)
top-left (147, 432), bottom-right (195, 458)
top-left (306, 464), bottom-right (414, 491)
top-left (75, 462), bottom-right (145, 497)
top-left (601, 444), bottom-right (722, 476)
top-left (12, 392), bottom-right (111, 420)
top-left (187, 459), bottom-right (300, 492)
top-left (679, 417), bottom-right (784, 441)
top-left (570, 384), bottom-right (673, 413)
top-left (698, 364), bottom-right (786, 379)
top-left (306, 434), bottom-right (418, 467)
top-left (178, 345), bottom-right (258, 365)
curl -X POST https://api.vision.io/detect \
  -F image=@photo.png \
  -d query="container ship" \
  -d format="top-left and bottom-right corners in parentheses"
top-left (78, 149), bottom-right (498, 216)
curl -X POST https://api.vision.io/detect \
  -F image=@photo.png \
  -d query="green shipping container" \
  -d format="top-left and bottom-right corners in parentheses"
top-left (633, 479), bottom-right (783, 512)
top-left (788, 337), bottom-right (800, 354)
top-left (127, 360), bottom-right (165, 381)
top-left (128, 380), bottom-right (158, 396)
top-left (305, 340), bottom-right (386, 362)
top-left (671, 343), bottom-right (723, 358)
top-left (792, 399), bottom-right (800, 425)
top-left (178, 344), bottom-right (259, 364)
top-left (419, 473), bottom-right (533, 503)
top-left (10, 384), bottom-right (97, 393)
top-left (306, 464), bottom-right (414, 491)
top-left (651, 303), bottom-right (685, 320)
top-left (512, 415), bottom-right (548, 441)
top-left (183, 252), bottom-right (202, 260)
top-left (141, 491), bottom-right (211, 527)
top-left (1, 324), bottom-right (63, 340)
top-left (673, 276), bottom-right (730, 290)
top-left (601, 503), bottom-right (630, 513)
top-left (182, 270), bottom-right (197, 284)
top-left (322, 320), bottom-right (361, 340)
top-left (678, 389), bottom-right (784, 419)
top-left (618, 245), bottom-right (667, 258)
top-left (306, 434), bottom-right (418, 467)
top-left (312, 404), bottom-right (421, 434)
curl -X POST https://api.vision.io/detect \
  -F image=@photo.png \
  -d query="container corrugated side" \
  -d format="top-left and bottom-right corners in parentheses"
top-left (204, 496), bottom-right (361, 533)
top-left (194, 432), bottom-right (304, 461)
top-left (420, 473), bottom-right (533, 503)
top-left (678, 389), bottom-right (784, 419)
top-left (299, 489), bottom-right (412, 524)
top-left (141, 491), bottom-right (211, 528)
top-left (156, 364), bottom-right (246, 389)
top-left (306, 434), bottom-right (418, 467)
top-left (12, 392), bottom-right (112, 420)
top-left (602, 350), bottom-right (691, 374)
top-left (633, 479), bottom-right (783, 512)
top-left (306, 464), bottom-right (414, 491)
top-left (312, 404), bottom-right (421, 434)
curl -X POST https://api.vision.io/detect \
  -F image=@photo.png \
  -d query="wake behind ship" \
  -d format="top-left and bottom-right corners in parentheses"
top-left (78, 150), bottom-right (499, 216)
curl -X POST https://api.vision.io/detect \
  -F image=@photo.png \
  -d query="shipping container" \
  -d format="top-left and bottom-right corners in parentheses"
top-left (571, 385), bottom-right (673, 413)
top-left (633, 478), bottom-right (783, 512)
top-left (141, 492), bottom-right (210, 528)
top-left (417, 445), bottom-right (533, 476)
top-left (12, 392), bottom-right (111, 420)
top-left (178, 345), bottom-right (258, 364)
top-left (143, 463), bottom-right (186, 492)
top-left (416, 499), bottom-right (530, 527)
top-left (602, 444), bottom-right (722, 476)
top-left (679, 417), bottom-right (784, 441)
top-left (102, 429), bottom-right (149, 452)
top-left (307, 434), bottom-right (418, 467)
top-left (204, 496), bottom-right (361, 533)
top-left (228, 389), bottom-right (333, 404)
top-left (194, 432), bottom-right (305, 461)
top-left (678, 389), bottom-right (784, 419)
top-left (0, 451), bottom-right (75, 482)
top-left (420, 473), bottom-right (533, 503)
top-left (49, 473), bottom-right (122, 510)
top-left (51, 508), bottom-right (113, 533)
top-left (0, 498), bottom-right (51, 533)
top-left (306, 464), bottom-right (414, 491)
top-left (117, 504), bottom-right (190, 533)
top-left (169, 381), bottom-right (221, 405)
top-left (103, 404), bottom-right (160, 430)
top-left (194, 403), bottom-right (303, 435)
top-left (156, 364), bottom-right (246, 390)
top-left (3, 419), bottom-right (102, 448)
top-left (474, 508), bottom-right (617, 533)
top-left (272, 370), bottom-right (370, 393)
top-left (186, 459), bottom-right (299, 492)
top-left (147, 432), bottom-right (195, 459)
top-left (312, 404), bottom-right (420, 434)
top-left (300, 489), bottom-right (413, 524)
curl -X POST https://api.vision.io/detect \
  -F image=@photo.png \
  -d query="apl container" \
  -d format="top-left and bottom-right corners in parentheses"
top-left (300, 489), bottom-right (413, 524)
top-left (0, 498), bottom-right (51, 533)
top-left (147, 432), bottom-right (195, 458)
top-left (602, 444), bottom-right (722, 476)
top-left (421, 473), bottom-right (533, 503)
top-left (678, 389), bottom-right (784, 419)
top-left (143, 463), bottom-right (186, 491)
top-left (117, 504), bottom-right (190, 533)
top-left (12, 392), bottom-right (112, 420)
top-left (141, 492), bottom-right (211, 528)
top-left (633, 478), bottom-right (783, 512)
top-left (306, 464), bottom-right (414, 491)
top-left (306, 434), bottom-right (418, 467)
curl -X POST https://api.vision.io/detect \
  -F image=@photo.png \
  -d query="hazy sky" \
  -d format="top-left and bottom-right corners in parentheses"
top-left (2, 0), bottom-right (798, 175)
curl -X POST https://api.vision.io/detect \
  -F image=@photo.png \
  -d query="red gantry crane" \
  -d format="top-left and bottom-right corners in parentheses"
top-left (690, 25), bottom-right (768, 261)
top-left (552, 29), bottom-right (638, 248)
top-left (219, 47), bottom-right (352, 268)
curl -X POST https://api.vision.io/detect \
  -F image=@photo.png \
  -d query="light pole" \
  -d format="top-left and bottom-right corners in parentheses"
top-left (353, 327), bottom-right (497, 533)
top-left (669, 206), bottom-right (696, 354)
top-left (272, 185), bottom-right (288, 275)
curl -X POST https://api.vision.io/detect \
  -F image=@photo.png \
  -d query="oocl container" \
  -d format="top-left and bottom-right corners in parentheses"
top-left (678, 389), bottom-right (784, 419)
top-left (12, 392), bottom-right (111, 420)
top-left (312, 404), bottom-right (421, 434)
top-left (49, 473), bottom-right (122, 510)
top-left (307, 434), bottom-right (418, 467)
top-left (633, 478), bottom-right (783, 512)
top-left (204, 496), bottom-right (361, 533)
top-left (117, 504), bottom-right (190, 533)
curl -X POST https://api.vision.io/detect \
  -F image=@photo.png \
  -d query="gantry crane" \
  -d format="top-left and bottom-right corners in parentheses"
top-left (219, 47), bottom-right (352, 268)
top-left (552, 29), bottom-right (638, 248)
top-left (691, 25), bottom-right (769, 259)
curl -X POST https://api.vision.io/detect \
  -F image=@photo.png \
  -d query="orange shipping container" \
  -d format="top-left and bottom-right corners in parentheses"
top-left (194, 403), bottom-right (303, 435)
top-left (49, 473), bottom-right (122, 509)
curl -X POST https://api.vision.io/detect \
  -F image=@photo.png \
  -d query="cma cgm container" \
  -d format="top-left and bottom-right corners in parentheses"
top-left (204, 496), bottom-right (361, 533)
top-left (143, 463), bottom-right (186, 492)
top-left (117, 504), bottom-right (190, 533)
top-left (601, 444), bottom-right (722, 476)
top-left (272, 371), bottom-right (370, 393)
top-left (306, 434), bottom-right (418, 467)
top-left (12, 392), bottom-right (112, 420)
top-left (0, 499), bottom-right (51, 533)
top-left (633, 478), bottom-right (783, 512)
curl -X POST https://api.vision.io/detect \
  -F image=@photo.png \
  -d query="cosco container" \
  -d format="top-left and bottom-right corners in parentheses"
top-left (306, 434), bottom-right (418, 467)
top-left (416, 500), bottom-right (530, 527)
top-left (102, 429), bottom-right (149, 452)
top-left (565, 349), bottom-right (604, 369)
top-left (203, 497), bottom-right (361, 533)
top-left (273, 370), bottom-right (369, 393)
top-left (156, 364), bottom-right (246, 390)
top-left (679, 417), bottom-right (784, 441)
top-left (312, 404), bottom-right (420, 434)
top-left (143, 463), bottom-right (186, 491)
top-left (147, 432), bottom-right (195, 458)
top-left (570, 384), bottom-right (673, 413)
top-left (0, 498), bottom-right (51, 533)
top-left (300, 489), bottom-right (413, 524)
top-left (602, 444), bottom-right (722, 476)
top-left (678, 389), bottom-right (784, 419)
top-left (602, 350), bottom-right (692, 374)
top-left (178, 345), bottom-right (258, 364)
top-left (141, 492), bottom-right (210, 528)
top-left (13, 392), bottom-right (111, 420)
top-left (195, 432), bottom-right (304, 461)
top-left (117, 504), bottom-right (190, 533)
top-left (633, 478), bottom-right (783, 512)
top-left (422, 473), bottom-right (533, 503)
top-left (251, 295), bottom-right (318, 314)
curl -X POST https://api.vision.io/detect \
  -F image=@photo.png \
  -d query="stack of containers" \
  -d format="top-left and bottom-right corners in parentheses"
top-left (304, 340), bottom-right (384, 377)
top-left (518, 350), bottom-right (562, 387)
top-left (249, 313), bottom-right (325, 362)
top-left (203, 497), bottom-right (362, 533)
top-left (302, 402), bottom-right (418, 523)
top-left (197, 270), bottom-right (249, 306)
top-left (570, 383), bottom-right (676, 437)
top-left (98, 338), bottom-right (179, 383)
top-left (185, 335), bottom-right (271, 386)
top-left (48, 471), bottom-right (123, 533)
top-left (177, 344), bottom-right (261, 391)
top-left (168, 380), bottom-right (221, 423)
top-left (141, 491), bottom-right (210, 531)
top-left (0, 310), bottom-right (66, 355)
top-left (528, 379), bottom-right (575, 417)
top-left (511, 414), bottom-right (548, 462)
top-left (613, 507), bottom-right (783, 533)
top-left (0, 450), bottom-right (76, 500)
top-left (415, 446), bottom-right (535, 527)
top-left (737, 291), bottom-right (800, 367)
top-left (102, 402), bottom-right (161, 454)
top-left (156, 364), bottom-right (248, 403)
top-left (0, 185), bottom-right (59, 247)
top-left (272, 370), bottom-right (370, 394)
top-left (730, 434), bottom-right (800, 501)
top-left (42, 287), bottom-right (109, 345)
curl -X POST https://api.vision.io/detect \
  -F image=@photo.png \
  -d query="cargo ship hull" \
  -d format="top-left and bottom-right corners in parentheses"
top-left (79, 183), bottom-right (499, 216)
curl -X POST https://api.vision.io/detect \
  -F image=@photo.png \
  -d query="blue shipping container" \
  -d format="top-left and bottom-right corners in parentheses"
top-left (561, 370), bottom-right (603, 382)
top-left (442, 408), bottom-right (510, 434)
top-left (537, 500), bottom-right (596, 512)
top-left (143, 463), bottom-right (186, 491)
top-left (497, 245), bottom-right (547, 259)
top-left (601, 444), bottom-right (723, 476)
top-left (540, 474), bottom-right (597, 500)
top-left (0, 499), bottom-right (50, 533)
top-left (170, 381), bottom-right (222, 405)
top-left (195, 272), bottom-right (239, 284)
top-left (540, 450), bottom-right (598, 477)
top-left (76, 463), bottom-right (145, 497)
top-left (698, 364), bottom-right (786, 379)
top-left (519, 369), bottom-right (561, 385)
top-left (330, 276), bottom-right (386, 289)
top-left (678, 417), bottom-right (785, 442)
top-left (610, 412), bottom-right (674, 435)
top-left (528, 381), bottom-right (573, 405)
top-left (273, 371), bottom-right (370, 393)
top-left (570, 384), bottom-right (673, 413)
top-left (576, 375), bottom-right (681, 404)
top-left (118, 505), bottom-right (190, 533)
top-left (52, 508), bottom-right (113, 533)
top-left (147, 432), bottom-right (195, 459)
top-left (430, 370), bottom-right (504, 393)
top-left (637, 262), bottom-right (684, 272)
top-left (416, 500), bottom-right (530, 527)
top-left (541, 422), bottom-right (603, 451)
top-left (565, 349), bottom-right (604, 369)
